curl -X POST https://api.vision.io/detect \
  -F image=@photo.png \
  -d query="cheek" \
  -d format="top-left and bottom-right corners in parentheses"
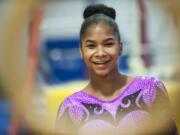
top-left (107, 48), bottom-right (120, 58)
top-left (82, 48), bottom-right (94, 57)
top-left (81, 50), bottom-right (93, 63)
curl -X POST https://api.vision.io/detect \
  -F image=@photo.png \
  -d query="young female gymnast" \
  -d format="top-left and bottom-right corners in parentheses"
top-left (56, 4), bottom-right (178, 135)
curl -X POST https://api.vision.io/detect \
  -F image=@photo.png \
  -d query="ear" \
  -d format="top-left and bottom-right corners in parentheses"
top-left (118, 42), bottom-right (123, 56)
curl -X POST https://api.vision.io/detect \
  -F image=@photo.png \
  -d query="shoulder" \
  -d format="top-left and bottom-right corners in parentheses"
top-left (56, 91), bottom-right (87, 125)
top-left (134, 76), bottom-right (169, 107)
top-left (57, 91), bottom-right (82, 116)
top-left (135, 76), bottom-right (166, 92)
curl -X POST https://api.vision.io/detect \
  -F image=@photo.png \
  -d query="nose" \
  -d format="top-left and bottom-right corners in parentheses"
top-left (95, 46), bottom-right (106, 58)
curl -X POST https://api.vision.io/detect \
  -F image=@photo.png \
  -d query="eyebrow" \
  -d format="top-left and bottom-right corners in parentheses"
top-left (85, 38), bottom-right (115, 43)
top-left (103, 38), bottom-right (115, 42)
top-left (85, 40), bottom-right (95, 43)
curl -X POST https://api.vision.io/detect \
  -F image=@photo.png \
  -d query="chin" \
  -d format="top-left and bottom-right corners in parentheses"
top-left (94, 70), bottom-right (110, 78)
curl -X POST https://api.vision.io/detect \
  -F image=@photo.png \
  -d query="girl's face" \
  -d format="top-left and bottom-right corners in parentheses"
top-left (80, 23), bottom-right (122, 77)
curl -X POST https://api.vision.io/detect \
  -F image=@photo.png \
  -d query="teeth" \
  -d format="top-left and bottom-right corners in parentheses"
top-left (94, 61), bottom-right (108, 64)
top-left (96, 62), bottom-right (105, 64)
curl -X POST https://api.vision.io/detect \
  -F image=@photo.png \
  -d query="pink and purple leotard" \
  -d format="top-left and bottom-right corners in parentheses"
top-left (56, 76), bottom-right (178, 135)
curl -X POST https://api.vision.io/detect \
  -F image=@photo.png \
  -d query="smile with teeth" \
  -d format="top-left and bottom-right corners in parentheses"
top-left (93, 60), bottom-right (110, 65)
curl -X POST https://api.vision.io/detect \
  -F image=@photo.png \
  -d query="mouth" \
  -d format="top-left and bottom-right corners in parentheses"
top-left (92, 60), bottom-right (110, 65)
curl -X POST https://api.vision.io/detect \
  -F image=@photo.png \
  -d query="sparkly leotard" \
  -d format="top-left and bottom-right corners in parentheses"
top-left (56, 76), bottom-right (178, 135)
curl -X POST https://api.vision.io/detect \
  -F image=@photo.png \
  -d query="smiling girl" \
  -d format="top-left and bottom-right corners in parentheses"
top-left (56, 4), bottom-right (178, 135)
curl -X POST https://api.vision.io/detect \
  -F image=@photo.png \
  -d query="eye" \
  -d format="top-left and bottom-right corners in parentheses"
top-left (86, 44), bottom-right (96, 49)
top-left (104, 42), bottom-right (114, 47)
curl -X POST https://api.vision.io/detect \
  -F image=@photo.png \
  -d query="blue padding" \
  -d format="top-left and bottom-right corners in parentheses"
top-left (46, 38), bottom-right (80, 49)
top-left (44, 38), bottom-right (86, 84)
top-left (0, 101), bottom-right (11, 135)
top-left (0, 101), bottom-right (11, 117)
top-left (119, 55), bottom-right (129, 73)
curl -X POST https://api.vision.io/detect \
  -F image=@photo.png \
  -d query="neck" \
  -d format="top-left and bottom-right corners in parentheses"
top-left (88, 68), bottom-right (126, 96)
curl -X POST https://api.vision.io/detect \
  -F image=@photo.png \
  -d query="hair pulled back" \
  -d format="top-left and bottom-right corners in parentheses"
top-left (80, 4), bottom-right (121, 44)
